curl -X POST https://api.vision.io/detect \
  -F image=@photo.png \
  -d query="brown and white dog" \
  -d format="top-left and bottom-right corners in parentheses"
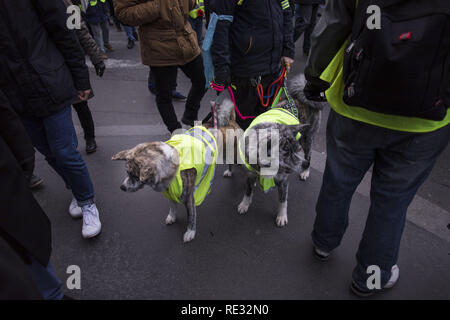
top-left (112, 100), bottom-right (236, 243)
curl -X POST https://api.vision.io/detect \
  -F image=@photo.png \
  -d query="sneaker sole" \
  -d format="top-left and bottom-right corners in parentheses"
top-left (313, 247), bottom-right (330, 261)
top-left (86, 148), bottom-right (97, 154)
top-left (82, 227), bottom-right (102, 239)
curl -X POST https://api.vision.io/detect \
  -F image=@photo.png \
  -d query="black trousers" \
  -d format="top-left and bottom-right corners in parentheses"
top-left (151, 55), bottom-right (207, 133)
top-left (72, 101), bottom-right (95, 140)
top-left (232, 73), bottom-right (278, 130)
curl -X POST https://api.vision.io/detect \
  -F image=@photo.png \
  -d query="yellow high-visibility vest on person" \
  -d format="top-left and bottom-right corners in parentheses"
top-left (163, 127), bottom-right (218, 206)
top-left (239, 108), bottom-right (301, 193)
top-left (189, 0), bottom-right (205, 19)
top-left (89, 0), bottom-right (105, 7)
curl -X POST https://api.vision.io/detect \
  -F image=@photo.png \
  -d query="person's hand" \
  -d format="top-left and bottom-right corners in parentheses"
top-left (281, 56), bottom-right (294, 74)
top-left (304, 81), bottom-right (327, 102)
top-left (78, 89), bottom-right (91, 101)
top-left (214, 70), bottom-right (231, 88)
top-left (94, 61), bottom-right (106, 77)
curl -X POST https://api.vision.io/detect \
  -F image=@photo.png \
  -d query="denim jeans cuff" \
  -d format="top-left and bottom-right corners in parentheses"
top-left (311, 231), bottom-right (333, 253)
top-left (77, 197), bottom-right (95, 207)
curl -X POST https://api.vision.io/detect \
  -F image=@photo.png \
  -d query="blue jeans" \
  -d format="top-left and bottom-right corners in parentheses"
top-left (21, 106), bottom-right (95, 206)
top-left (90, 21), bottom-right (109, 52)
top-left (28, 256), bottom-right (63, 300)
top-left (189, 16), bottom-right (203, 47)
top-left (123, 25), bottom-right (136, 41)
top-left (313, 110), bottom-right (450, 290)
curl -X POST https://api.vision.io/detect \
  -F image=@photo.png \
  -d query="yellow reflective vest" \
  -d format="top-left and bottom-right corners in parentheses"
top-left (321, 43), bottom-right (450, 133)
top-left (89, 0), bottom-right (106, 7)
top-left (239, 108), bottom-right (301, 192)
top-left (189, 0), bottom-right (205, 19)
top-left (163, 127), bottom-right (218, 206)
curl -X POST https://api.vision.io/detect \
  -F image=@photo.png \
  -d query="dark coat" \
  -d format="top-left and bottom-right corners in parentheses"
top-left (0, 236), bottom-right (43, 299)
top-left (0, 89), bottom-right (52, 268)
top-left (295, 0), bottom-right (325, 5)
top-left (86, 0), bottom-right (109, 25)
top-left (115, 0), bottom-right (200, 67)
top-left (0, 0), bottom-right (91, 118)
top-left (210, 0), bottom-right (295, 78)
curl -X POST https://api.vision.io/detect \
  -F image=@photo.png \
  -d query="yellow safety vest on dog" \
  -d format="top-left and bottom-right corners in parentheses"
top-left (163, 127), bottom-right (218, 206)
top-left (239, 108), bottom-right (300, 193)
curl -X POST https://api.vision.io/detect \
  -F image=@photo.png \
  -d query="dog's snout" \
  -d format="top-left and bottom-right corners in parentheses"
top-left (120, 184), bottom-right (127, 191)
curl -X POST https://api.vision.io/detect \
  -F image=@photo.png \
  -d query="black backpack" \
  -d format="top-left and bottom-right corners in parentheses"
top-left (342, 0), bottom-right (450, 120)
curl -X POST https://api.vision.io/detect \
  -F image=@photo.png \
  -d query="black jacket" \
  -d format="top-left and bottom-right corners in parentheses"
top-left (0, 0), bottom-right (91, 118)
top-left (295, 0), bottom-right (325, 5)
top-left (0, 89), bottom-right (52, 268)
top-left (210, 0), bottom-right (295, 79)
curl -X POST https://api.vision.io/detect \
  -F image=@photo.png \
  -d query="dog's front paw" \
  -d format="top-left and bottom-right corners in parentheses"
top-left (183, 229), bottom-right (196, 243)
top-left (299, 168), bottom-right (310, 181)
top-left (276, 214), bottom-right (288, 227)
top-left (165, 213), bottom-right (176, 225)
top-left (223, 169), bottom-right (233, 178)
top-left (238, 197), bottom-right (251, 214)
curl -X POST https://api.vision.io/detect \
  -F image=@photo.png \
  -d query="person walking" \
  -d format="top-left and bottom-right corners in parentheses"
top-left (85, 0), bottom-right (114, 58)
top-left (189, 0), bottom-right (205, 47)
top-left (116, 0), bottom-right (207, 133)
top-left (209, 0), bottom-right (295, 130)
top-left (304, 0), bottom-right (450, 296)
top-left (0, 89), bottom-right (64, 300)
top-left (64, 0), bottom-right (106, 154)
top-left (0, 0), bottom-right (102, 239)
top-left (293, 0), bottom-right (324, 55)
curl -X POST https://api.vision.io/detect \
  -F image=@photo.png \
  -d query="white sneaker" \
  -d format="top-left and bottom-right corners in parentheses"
top-left (384, 264), bottom-right (400, 289)
top-left (69, 198), bottom-right (82, 219)
top-left (81, 203), bottom-right (102, 238)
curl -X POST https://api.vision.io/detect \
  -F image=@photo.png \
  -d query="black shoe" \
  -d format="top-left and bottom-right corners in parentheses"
top-left (127, 39), bottom-right (135, 49)
top-left (85, 138), bottom-right (97, 154)
top-left (172, 91), bottom-right (187, 102)
top-left (350, 281), bottom-right (375, 297)
top-left (29, 174), bottom-right (44, 189)
top-left (313, 246), bottom-right (331, 261)
top-left (62, 295), bottom-right (75, 300)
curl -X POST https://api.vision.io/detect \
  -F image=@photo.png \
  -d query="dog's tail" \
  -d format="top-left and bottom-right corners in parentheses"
top-left (288, 73), bottom-right (327, 111)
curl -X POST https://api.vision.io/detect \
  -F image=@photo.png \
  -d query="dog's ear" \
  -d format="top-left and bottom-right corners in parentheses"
top-left (112, 149), bottom-right (131, 161)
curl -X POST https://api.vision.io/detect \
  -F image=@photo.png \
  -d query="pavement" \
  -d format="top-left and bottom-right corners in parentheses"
top-left (32, 28), bottom-right (450, 300)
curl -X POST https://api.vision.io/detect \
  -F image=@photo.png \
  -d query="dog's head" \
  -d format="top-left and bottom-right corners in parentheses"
top-left (244, 122), bottom-right (308, 178)
top-left (112, 142), bottom-right (179, 193)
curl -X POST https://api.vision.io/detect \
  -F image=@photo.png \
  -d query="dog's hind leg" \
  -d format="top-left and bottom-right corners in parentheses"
top-left (165, 201), bottom-right (178, 225)
top-left (275, 178), bottom-right (289, 227)
top-left (180, 168), bottom-right (197, 243)
top-left (223, 164), bottom-right (233, 178)
top-left (299, 136), bottom-right (312, 181)
top-left (238, 173), bottom-right (257, 214)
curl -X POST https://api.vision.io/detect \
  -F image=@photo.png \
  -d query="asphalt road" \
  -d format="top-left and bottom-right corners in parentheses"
top-left (32, 28), bottom-right (450, 300)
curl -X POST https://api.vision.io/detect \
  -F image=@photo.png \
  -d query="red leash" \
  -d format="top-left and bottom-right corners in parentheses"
top-left (210, 67), bottom-right (286, 121)
top-left (210, 82), bottom-right (256, 121)
top-left (256, 67), bottom-right (286, 107)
